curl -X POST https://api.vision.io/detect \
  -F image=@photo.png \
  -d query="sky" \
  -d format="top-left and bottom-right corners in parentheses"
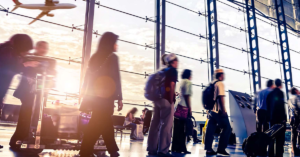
top-left (0, 0), bottom-right (300, 121)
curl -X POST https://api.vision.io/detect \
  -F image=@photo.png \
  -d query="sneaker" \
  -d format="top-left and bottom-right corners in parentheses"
top-left (206, 150), bottom-right (217, 156)
top-left (157, 152), bottom-right (175, 157)
top-left (217, 150), bottom-right (230, 156)
top-left (110, 152), bottom-right (120, 157)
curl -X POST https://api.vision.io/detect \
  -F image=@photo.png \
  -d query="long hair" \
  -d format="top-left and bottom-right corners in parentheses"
top-left (126, 107), bottom-right (138, 118)
top-left (88, 32), bottom-right (119, 70)
top-left (0, 34), bottom-right (33, 54)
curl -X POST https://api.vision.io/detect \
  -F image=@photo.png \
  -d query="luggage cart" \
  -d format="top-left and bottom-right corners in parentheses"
top-left (17, 56), bottom-right (107, 156)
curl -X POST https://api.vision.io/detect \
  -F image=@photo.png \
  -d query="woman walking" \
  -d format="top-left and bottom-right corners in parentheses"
top-left (171, 69), bottom-right (193, 154)
top-left (77, 32), bottom-right (123, 157)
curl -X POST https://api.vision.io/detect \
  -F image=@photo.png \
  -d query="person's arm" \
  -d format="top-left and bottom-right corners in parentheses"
top-left (112, 55), bottom-right (123, 111)
top-left (184, 95), bottom-right (192, 116)
top-left (219, 96), bottom-right (227, 116)
top-left (170, 82), bottom-right (176, 104)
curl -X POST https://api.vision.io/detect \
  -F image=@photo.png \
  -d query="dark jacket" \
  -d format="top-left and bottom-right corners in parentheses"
top-left (267, 88), bottom-right (287, 123)
top-left (0, 43), bottom-right (25, 101)
top-left (81, 53), bottom-right (122, 109)
top-left (13, 55), bottom-right (57, 100)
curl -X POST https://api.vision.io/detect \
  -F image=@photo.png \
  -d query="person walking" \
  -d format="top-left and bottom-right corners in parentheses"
top-left (171, 69), bottom-right (192, 154)
top-left (204, 69), bottom-right (231, 156)
top-left (289, 87), bottom-right (300, 155)
top-left (77, 32), bottom-right (123, 157)
top-left (267, 79), bottom-right (287, 157)
top-left (256, 80), bottom-right (274, 132)
top-left (9, 41), bottom-right (56, 148)
top-left (124, 107), bottom-right (138, 140)
top-left (147, 53), bottom-right (178, 157)
top-left (0, 34), bottom-right (39, 149)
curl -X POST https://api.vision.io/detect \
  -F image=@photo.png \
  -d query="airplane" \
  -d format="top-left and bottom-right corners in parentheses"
top-left (12, 0), bottom-right (76, 25)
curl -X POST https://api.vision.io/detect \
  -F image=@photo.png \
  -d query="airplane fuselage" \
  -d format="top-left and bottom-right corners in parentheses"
top-left (17, 3), bottom-right (76, 11)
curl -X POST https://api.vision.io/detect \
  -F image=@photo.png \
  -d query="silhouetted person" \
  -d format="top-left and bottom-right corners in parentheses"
top-left (147, 53), bottom-right (178, 157)
top-left (256, 80), bottom-right (274, 132)
top-left (123, 107), bottom-right (138, 140)
top-left (267, 79), bottom-right (287, 157)
top-left (205, 69), bottom-right (231, 156)
top-left (289, 87), bottom-right (300, 155)
top-left (172, 69), bottom-right (192, 154)
top-left (9, 41), bottom-right (55, 147)
top-left (0, 34), bottom-right (39, 149)
top-left (77, 32), bottom-right (123, 157)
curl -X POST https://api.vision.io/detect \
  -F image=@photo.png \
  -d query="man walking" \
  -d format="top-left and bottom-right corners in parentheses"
top-left (289, 87), bottom-right (300, 155)
top-left (147, 53), bottom-right (178, 157)
top-left (205, 69), bottom-right (231, 156)
top-left (267, 79), bottom-right (287, 157)
top-left (256, 80), bottom-right (274, 132)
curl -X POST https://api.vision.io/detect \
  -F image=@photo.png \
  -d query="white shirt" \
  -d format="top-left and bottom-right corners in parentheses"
top-left (176, 79), bottom-right (192, 107)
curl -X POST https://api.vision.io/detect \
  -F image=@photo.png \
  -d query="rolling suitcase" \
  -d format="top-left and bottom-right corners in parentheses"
top-left (242, 124), bottom-right (285, 157)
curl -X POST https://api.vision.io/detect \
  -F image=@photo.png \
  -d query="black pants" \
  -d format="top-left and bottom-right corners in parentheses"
top-left (171, 118), bottom-right (187, 152)
top-left (187, 129), bottom-right (198, 142)
top-left (268, 122), bottom-right (286, 157)
top-left (10, 94), bottom-right (35, 146)
top-left (256, 109), bottom-right (269, 132)
top-left (79, 103), bottom-right (119, 155)
top-left (291, 119), bottom-right (300, 154)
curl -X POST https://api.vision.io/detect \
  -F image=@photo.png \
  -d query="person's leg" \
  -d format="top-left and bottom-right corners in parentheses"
top-left (157, 99), bottom-right (174, 154)
top-left (10, 96), bottom-right (34, 146)
top-left (99, 105), bottom-right (119, 155)
top-left (192, 129), bottom-right (198, 142)
top-left (275, 126), bottom-right (286, 157)
top-left (171, 118), bottom-right (179, 152)
top-left (147, 101), bottom-right (161, 153)
top-left (127, 123), bottom-right (137, 138)
top-left (217, 115), bottom-right (231, 152)
top-left (204, 112), bottom-right (217, 151)
top-left (256, 110), bottom-right (262, 132)
top-left (292, 126), bottom-right (297, 153)
top-left (79, 110), bottom-right (103, 156)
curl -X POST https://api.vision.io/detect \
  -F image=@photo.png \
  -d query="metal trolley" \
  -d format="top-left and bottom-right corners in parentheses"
top-left (17, 56), bottom-right (106, 156)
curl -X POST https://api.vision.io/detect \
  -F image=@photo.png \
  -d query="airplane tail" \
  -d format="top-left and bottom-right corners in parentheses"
top-left (12, 0), bottom-right (22, 5)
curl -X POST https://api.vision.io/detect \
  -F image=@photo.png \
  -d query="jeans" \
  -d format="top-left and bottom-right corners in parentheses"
top-left (204, 111), bottom-right (231, 151)
top-left (125, 123), bottom-right (137, 138)
top-left (147, 99), bottom-right (174, 154)
top-left (256, 109), bottom-right (269, 132)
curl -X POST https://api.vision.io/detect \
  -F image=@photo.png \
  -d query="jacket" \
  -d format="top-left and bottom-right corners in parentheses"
top-left (267, 88), bottom-right (287, 123)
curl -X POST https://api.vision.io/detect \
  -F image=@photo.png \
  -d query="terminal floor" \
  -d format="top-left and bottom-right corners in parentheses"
top-left (0, 124), bottom-right (294, 157)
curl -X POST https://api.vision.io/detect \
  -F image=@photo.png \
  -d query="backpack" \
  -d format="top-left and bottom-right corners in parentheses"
top-left (202, 81), bottom-right (219, 110)
top-left (144, 68), bottom-right (168, 101)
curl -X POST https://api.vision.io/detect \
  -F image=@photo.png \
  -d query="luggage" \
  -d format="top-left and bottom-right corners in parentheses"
top-left (242, 124), bottom-right (285, 156)
top-left (228, 132), bottom-right (236, 145)
top-left (134, 124), bottom-right (144, 140)
top-left (144, 68), bottom-right (170, 101)
top-left (186, 116), bottom-right (196, 136)
top-left (202, 81), bottom-right (219, 110)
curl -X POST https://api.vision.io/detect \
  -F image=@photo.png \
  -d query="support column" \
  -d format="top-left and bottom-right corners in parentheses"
top-left (245, 0), bottom-right (262, 94)
top-left (274, 0), bottom-right (293, 99)
top-left (155, 0), bottom-right (161, 70)
top-left (207, 0), bottom-right (220, 80)
top-left (161, 0), bottom-right (166, 56)
top-left (79, 0), bottom-right (95, 93)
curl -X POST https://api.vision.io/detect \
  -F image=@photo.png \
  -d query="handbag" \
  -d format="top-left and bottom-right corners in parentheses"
top-left (174, 104), bottom-right (189, 119)
top-left (80, 54), bottom-right (113, 112)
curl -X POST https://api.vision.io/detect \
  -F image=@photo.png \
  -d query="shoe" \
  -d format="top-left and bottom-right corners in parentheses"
top-left (194, 139), bottom-right (202, 144)
top-left (0, 145), bottom-right (3, 149)
top-left (110, 152), bottom-right (120, 157)
top-left (148, 151), bottom-right (157, 155)
top-left (74, 154), bottom-right (97, 157)
top-left (130, 137), bottom-right (137, 140)
top-left (157, 152), bottom-right (174, 157)
top-left (206, 150), bottom-right (217, 156)
top-left (217, 150), bottom-right (230, 156)
top-left (183, 151), bottom-right (191, 154)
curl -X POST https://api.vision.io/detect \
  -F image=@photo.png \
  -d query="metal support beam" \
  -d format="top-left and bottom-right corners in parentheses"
top-left (245, 0), bottom-right (261, 95)
top-left (274, 0), bottom-right (293, 99)
top-left (161, 0), bottom-right (166, 56)
top-left (207, 0), bottom-right (220, 79)
top-left (155, 0), bottom-right (161, 70)
top-left (79, 0), bottom-right (95, 93)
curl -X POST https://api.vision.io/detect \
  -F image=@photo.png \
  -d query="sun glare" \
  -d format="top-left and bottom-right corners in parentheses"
top-left (55, 67), bottom-right (80, 94)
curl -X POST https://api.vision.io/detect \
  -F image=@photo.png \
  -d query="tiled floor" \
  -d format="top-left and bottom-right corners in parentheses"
top-left (0, 124), bottom-right (294, 157)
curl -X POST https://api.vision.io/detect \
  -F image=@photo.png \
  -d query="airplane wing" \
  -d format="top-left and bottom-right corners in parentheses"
top-left (29, 11), bottom-right (49, 25)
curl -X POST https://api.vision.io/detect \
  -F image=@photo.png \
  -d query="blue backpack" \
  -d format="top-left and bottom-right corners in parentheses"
top-left (144, 68), bottom-right (169, 101)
